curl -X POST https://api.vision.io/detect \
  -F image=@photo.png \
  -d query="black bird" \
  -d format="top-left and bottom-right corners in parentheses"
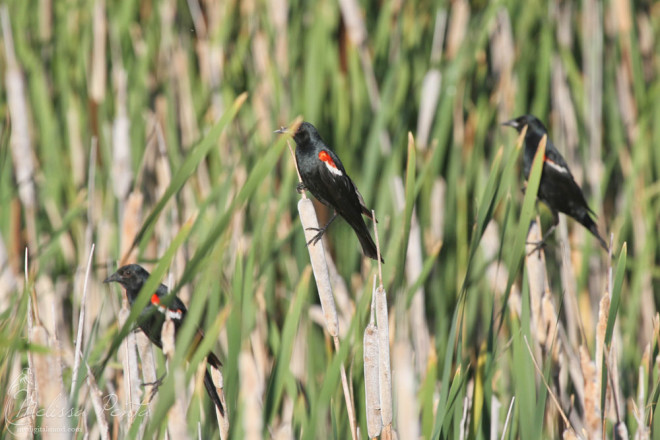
top-left (104, 264), bottom-right (225, 415)
top-left (502, 114), bottom-right (608, 251)
top-left (276, 121), bottom-right (383, 262)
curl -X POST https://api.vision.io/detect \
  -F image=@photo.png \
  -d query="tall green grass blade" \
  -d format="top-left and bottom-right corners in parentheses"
top-left (172, 130), bottom-right (288, 292)
top-left (133, 93), bottom-right (247, 256)
top-left (497, 133), bottom-right (546, 335)
top-left (600, 243), bottom-right (627, 420)
top-left (265, 267), bottom-right (310, 423)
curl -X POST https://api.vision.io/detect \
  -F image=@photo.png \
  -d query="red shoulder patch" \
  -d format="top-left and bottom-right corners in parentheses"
top-left (318, 150), bottom-right (337, 169)
top-left (151, 293), bottom-right (160, 305)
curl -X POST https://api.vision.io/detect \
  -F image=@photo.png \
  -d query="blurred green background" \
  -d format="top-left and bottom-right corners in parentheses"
top-left (0, 0), bottom-right (658, 438)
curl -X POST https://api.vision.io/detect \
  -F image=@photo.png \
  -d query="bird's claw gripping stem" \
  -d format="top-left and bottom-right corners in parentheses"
top-left (305, 227), bottom-right (325, 245)
top-left (141, 373), bottom-right (167, 402)
top-left (526, 240), bottom-right (547, 256)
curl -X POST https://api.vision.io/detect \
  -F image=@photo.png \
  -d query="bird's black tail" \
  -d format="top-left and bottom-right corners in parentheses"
top-left (579, 213), bottom-right (608, 252)
top-left (345, 213), bottom-right (383, 263)
top-left (204, 352), bottom-right (225, 417)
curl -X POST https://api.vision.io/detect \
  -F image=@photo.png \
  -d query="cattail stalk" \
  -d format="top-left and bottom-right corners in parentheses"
top-left (240, 350), bottom-right (263, 440)
top-left (337, 0), bottom-right (391, 153)
top-left (212, 367), bottom-right (229, 439)
top-left (297, 199), bottom-right (339, 337)
top-left (29, 271), bottom-right (70, 437)
top-left (375, 282), bottom-right (393, 438)
top-left (162, 317), bottom-right (190, 439)
top-left (363, 311), bottom-right (381, 438)
top-left (135, 331), bottom-right (157, 437)
top-left (118, 307), bottom-right (141, 425)
top-left (290, 131), bottom-right (357, 440)
top-left (2, 7), bottom-right (37, 247)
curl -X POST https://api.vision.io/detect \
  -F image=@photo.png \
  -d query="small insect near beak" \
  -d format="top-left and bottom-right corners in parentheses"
top-left (274, 126), bottom-right (288, 134)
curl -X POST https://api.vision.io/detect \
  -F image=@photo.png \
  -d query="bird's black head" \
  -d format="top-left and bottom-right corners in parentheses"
top-left (292, 121), bottom-right (321, 146)
top-left (104, 264), bottom-right (151, 293)
top-left (502, 114), bottom-right (547, 134)
top-left (274, 121), bottom-right (321, 147)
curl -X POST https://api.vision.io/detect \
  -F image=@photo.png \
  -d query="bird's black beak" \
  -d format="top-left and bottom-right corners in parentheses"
top-left (274, 126), bottom-right (288, 134)
top-left (103, 272), bottom-right (121, 284)
top-left (501, 119), bottom-right (519, 129)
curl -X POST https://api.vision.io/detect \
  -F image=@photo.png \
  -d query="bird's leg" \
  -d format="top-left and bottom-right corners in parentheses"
top-left (306, 211), bottom-right (338, 245)
top-left (526, 224), bottom-right (557, 256)
top-left (141, 373), bottom-right (167, 402)
top-left (526, 211), bottom-right (559, 256)
top-left (296, 182), bottom-right (307, 194)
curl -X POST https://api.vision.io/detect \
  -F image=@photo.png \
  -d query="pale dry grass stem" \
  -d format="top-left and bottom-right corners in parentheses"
top-left (500, 397), bottom-right (515, 440)
top-left (490, 395), bottom-right (501, 440)
top-left (119, 191), bottom-right (144, 266)
top-left (71, 244), bottom-right (96, 399)
top-left (392, 173), bottom-right (431, 381)
top-left (393, 314), bottom-right (419, 440)
top-left (25, 251), bottom-right (72, 437)
top-left (404, 207), bottom-right (431, 378)
top-left (446, 0), bottom-right (469, 59)
top-left (118, 307), bottom-right (141, 425)
top-left (30, 320), bottom-right (71, 437)
top-left (89, 0), bottom-right (106, 104)
top-left (580, 344), bottom-right (600, 438)
top-left (2, 7), bottom-right (37, 249)
top-left (337, 0), bottom-right (391, 154)
top-left (524, 221), bottom-right (561, 361)
top-left (239, 349), bottom-right (264, 440)
top-left (525, 220), bottom-right (547, 350)
top-left (161, 317), bottom-right (190, 439)
top-left (212, 367), bottom-right (229, 439)
top-left (135, 331), bottom-right (158, 436)
top-left (430, 178), bottom-right (446, 244)
top-left (416, 9), bottom-right (446, 152)
top-left (110, 48), bottom-right (132, 202)
top-left (85, 361), bottom-right (111, 440)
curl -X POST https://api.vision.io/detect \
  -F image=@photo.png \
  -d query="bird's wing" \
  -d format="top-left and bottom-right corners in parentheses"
top-left (157, 294), bottom-right (222, 366)
top-left (315, 150), bottom-right (364, 206)
top-left (540, 162), bottom-right (595, 217)
top-left (543, 143), bottom-right (573, 178)
top-left (353, 181), bottom-right (375, 220)
top-left (316, 149), bottom-right (374, 218)
top-left (150, 290), bottom-right (187, 322)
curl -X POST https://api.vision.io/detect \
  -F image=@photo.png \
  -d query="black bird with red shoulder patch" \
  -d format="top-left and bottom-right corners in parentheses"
top-left (104, 264), bottom-right (225, 415)
top-left (502, 114), bottom-right (608, 251)
top-left (276, 122), bottom-right (382, 262)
